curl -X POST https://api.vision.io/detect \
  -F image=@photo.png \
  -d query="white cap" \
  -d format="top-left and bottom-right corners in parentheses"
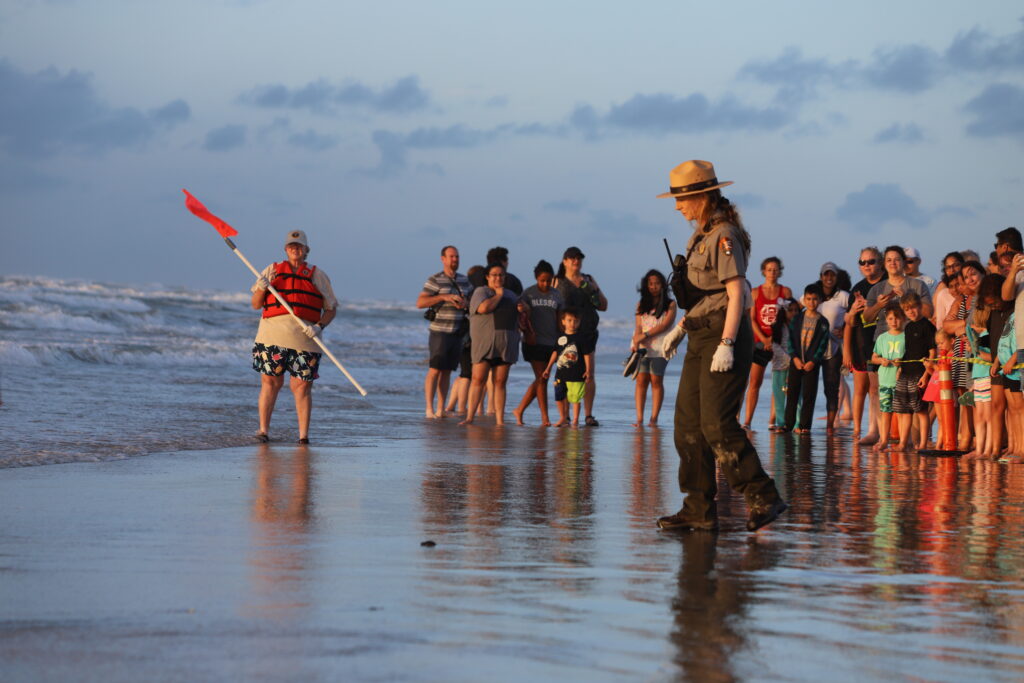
top-left (285, 229), bottom-right (308, 248)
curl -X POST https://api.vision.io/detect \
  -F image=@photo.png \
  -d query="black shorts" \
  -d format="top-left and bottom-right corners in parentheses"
top-left (428, 331), bottom-right (462, 371)
top-left (1004, 377), bottom-right (1022, 393)
top-left (752, 346), bottom-right (773, 367)
top-left (523, 343), bottom-right (556, 364)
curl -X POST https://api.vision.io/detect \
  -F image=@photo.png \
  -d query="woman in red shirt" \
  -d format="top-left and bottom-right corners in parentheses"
top-left (743, 257), bottom-right (792, 429)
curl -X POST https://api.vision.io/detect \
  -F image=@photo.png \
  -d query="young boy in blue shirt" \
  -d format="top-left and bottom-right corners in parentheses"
top-left (784, 284), bottom-right (831, 433)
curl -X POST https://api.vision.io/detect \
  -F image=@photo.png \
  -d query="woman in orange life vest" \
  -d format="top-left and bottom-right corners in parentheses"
top-left (251, 230), bottom-right (338, 444)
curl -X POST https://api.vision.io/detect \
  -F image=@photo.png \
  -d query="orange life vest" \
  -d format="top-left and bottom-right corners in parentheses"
top-left (262, 261), bottom-right (324, 323)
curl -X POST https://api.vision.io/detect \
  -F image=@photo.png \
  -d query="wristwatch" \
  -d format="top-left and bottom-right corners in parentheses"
top-left (720, 338), bottom-right (735, 346)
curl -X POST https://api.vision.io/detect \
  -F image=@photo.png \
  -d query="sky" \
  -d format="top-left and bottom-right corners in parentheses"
top-left (1, 1), bottom-right (1022, 318)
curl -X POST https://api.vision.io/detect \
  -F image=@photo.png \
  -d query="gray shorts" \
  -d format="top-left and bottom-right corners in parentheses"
top-left (637, 355), bottom-right (668, 377)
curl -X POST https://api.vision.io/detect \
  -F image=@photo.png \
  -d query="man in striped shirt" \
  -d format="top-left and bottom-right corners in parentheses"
top-left (417, 245), bottom-right (472, 418)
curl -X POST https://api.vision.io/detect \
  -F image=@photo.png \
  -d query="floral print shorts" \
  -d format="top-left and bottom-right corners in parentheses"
top-left (252, 343), bottom-right (321, 382)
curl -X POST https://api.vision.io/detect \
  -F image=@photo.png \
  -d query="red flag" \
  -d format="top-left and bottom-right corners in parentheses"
top-left (182, 189), bottom-right (238, 238)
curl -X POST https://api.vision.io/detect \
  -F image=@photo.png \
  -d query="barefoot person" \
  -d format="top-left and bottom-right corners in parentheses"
top-left (844, 247), bottom-right (884, 443)
top-left (631, 269), bottom-right (677, 427)
top-left (654, 160), bottom-right (787, 533)
top-left (251, 230), bottom-right (338, 444)
top-left (743, 257), bottom-right (791, 429)
top-left (417, 246), bottom-right (471, 418)
top-left (461, 264), bottom-right (521, 426)
top-left (553, 247), bottom-right (608, 426)
top-left (512, 260), bottom-right (564, 425)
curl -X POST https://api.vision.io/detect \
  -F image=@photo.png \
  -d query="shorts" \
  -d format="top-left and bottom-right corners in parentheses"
top-left (523, 343), bottom-right (556, 364)
top-left (637, 355), bottom-right (669, 377)
top-left (1004, 376), bottom-right (1022, 393)
top-left (554, 379), bottom-right (585, 403)
top-left (973, 376), bottom-right (992, 403)
top-left (892, 375), bottom-right (923, 414)
top-left (428, 330), bottom-right (463, 371)
top-left (879, 385), bottom-right (895, 413)
top-left (752, 346), bottom-right (773, 367)
top-left (252, 343), bottom-right (321, 382)
top-left (482, 357), bottom-right (511, 367)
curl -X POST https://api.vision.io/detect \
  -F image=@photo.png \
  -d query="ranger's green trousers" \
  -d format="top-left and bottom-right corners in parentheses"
top-left (673, 314), bottom-right (781, 518)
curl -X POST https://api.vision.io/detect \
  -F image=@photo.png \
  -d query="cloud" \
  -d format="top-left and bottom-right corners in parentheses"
top-left (239, 75), bottom-right (430, 115)
top-left (544, 199), bottom-right (586, 213)
top-left (963, 83), bottom-right (1024, 139)
top-left (863, 44), bottom-right (943, 93)
top-left (203, 124), bottom-right (246, 152)
top-left (601, 92), bottom-right (791, 134)
top-left (872, 122), bottom-right (925, 144)
top-left (946, 24), bottom-right (1024, 72)
top-left (835, 183), bottom-right (930, 231)
top-left (738, 47), bottom-right (855, 103)
top-left (150, 99), bottom-right (191, 127)
top-left (363, 122), bottom-right (560, 176)
top-left (0, 60), bottom-right (188, 157)
top-left (287, 128), bottom-right (337, 151)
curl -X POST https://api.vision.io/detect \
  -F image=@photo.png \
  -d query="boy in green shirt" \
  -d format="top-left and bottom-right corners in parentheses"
top-left (871, 303), bottom-right (906, 452)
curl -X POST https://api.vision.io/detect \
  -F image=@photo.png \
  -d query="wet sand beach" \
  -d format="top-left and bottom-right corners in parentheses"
top-left (3, 424), bottom-right (1024, 681)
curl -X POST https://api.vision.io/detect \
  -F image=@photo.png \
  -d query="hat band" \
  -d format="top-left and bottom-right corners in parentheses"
top-left (670, 178), bottom-right (719, 195)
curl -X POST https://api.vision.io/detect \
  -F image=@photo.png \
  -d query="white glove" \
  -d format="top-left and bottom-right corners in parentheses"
top-left (661, 325), bottom-right (686, 360)
top-left (302, 323), bottom-right (322, 339)
top-left (256, 276), bottom-right (271, 290)
top-left (710, 344), bottom-right (734, 372)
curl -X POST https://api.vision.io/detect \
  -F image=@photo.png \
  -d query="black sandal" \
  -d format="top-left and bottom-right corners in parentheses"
top-left (256, 433), bottom-right (269, 443)
top-left (585, 416), bottom-right (599, 427)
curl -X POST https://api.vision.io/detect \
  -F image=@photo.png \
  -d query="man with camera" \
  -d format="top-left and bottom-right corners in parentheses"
top-left (417, 245), bottom-right (471, 418)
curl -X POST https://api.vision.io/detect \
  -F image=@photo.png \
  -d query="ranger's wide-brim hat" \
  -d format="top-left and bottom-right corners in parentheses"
top-left (656, 160), bottom-right (733, 199)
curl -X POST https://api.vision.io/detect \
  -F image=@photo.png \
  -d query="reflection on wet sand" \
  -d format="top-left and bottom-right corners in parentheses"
top-left (419, 427), bottom-right (596, 586)
top-left (668, 533), bottom-right (782, 682)
top-left (413, 425), bottom-right (1024, 677)
top-left (246, 445), bottom-right (315, 619)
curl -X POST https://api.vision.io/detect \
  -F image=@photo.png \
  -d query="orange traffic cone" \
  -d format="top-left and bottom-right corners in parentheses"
top-left (920, 352), bottom-right (966, 457)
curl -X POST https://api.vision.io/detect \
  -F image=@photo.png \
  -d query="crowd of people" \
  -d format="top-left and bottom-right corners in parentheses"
top-left (410, 231), bottom-right (1024, 465)
top-left (243, 220), bottom-right (1024, 469)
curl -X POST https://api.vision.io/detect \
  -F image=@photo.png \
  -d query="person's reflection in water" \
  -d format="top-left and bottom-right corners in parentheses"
top-left (628, 427), bottom-right (666, 529)
top-left (668, 533), bottom-right (782, 681)
top-left (248, 444), bottom-right (315, 618)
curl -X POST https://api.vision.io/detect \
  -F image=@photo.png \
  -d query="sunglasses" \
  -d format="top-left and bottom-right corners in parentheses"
top-left (858, 259), bottom-right (877, 266)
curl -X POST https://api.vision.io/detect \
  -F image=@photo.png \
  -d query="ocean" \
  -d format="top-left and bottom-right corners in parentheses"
top-left (0, 274), bottom-right (643, 468)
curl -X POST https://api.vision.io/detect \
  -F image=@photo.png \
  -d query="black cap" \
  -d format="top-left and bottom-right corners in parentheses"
top-left (563, 246), bottom-right (585, 259)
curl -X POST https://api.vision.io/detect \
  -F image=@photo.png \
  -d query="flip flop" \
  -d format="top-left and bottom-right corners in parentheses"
top-left (585, 415), bottom-right (600, 427)
top-left (256, 433), bottom-right (269, 443)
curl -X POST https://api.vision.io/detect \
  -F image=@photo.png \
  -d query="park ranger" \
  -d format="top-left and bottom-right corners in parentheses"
top-left (656, 160), bottom-right (788, 532)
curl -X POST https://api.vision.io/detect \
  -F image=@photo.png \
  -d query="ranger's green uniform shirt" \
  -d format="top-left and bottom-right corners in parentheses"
top-left (684, 217), bottom-right (751, 319)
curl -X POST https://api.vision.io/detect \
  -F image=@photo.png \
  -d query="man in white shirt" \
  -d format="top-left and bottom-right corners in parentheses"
top-left (904, 247), bottom-right (936, 295)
